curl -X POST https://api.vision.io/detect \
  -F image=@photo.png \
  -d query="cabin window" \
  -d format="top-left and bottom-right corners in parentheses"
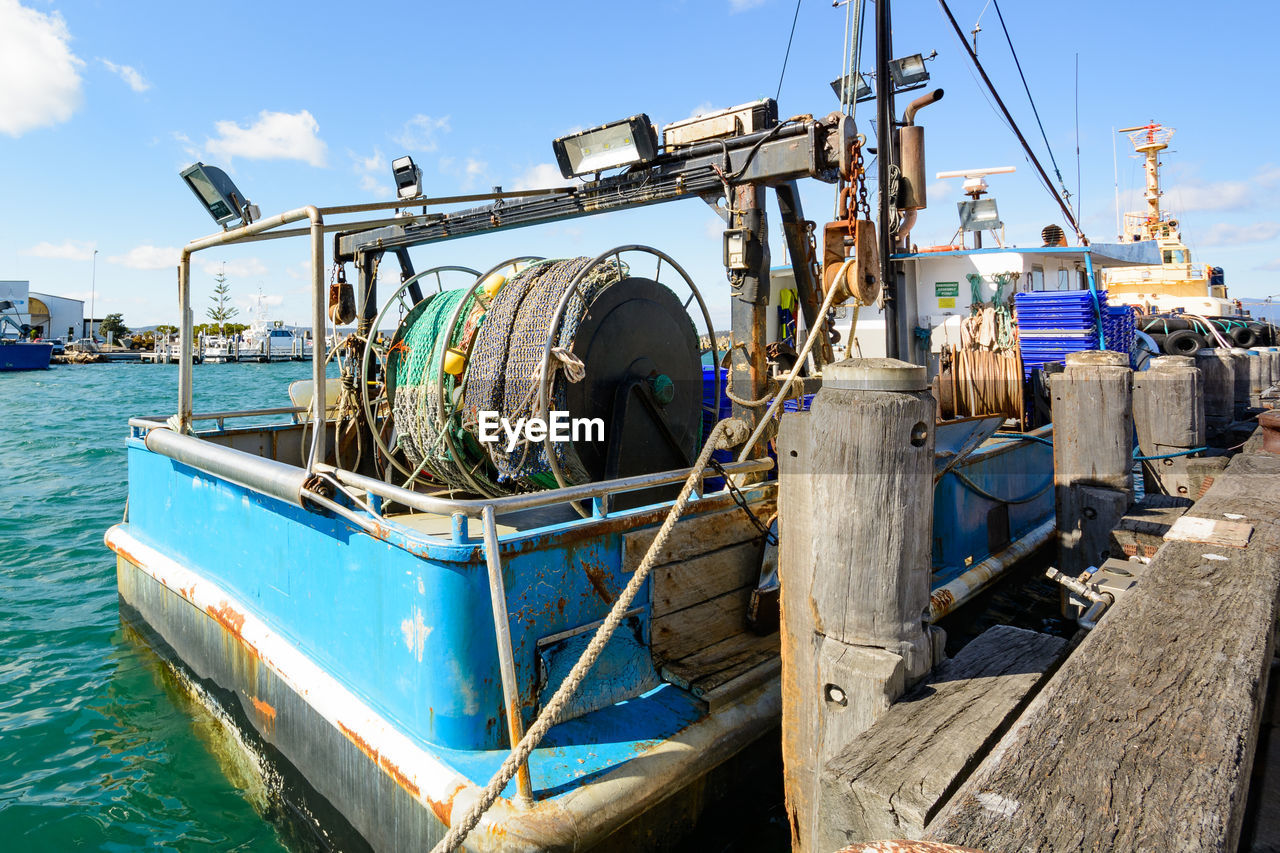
top-left (1057, 269), bottom-right (1071, 291)
top-left (1031, 265), bottom-right (1045, 291)
top-left (1163, 250), bottom-right (1173, 264)
top-left (1172, 249), bottom-right (1187, 264)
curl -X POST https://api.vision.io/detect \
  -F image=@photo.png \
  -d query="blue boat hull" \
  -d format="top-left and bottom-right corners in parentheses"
top-left (109, 413), bottom-right (1054, 851)
top-left (0, 341), bottom-right (52, 370)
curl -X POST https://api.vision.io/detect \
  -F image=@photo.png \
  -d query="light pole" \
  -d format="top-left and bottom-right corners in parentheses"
top-left (90, 249), bottom-right (98, 341)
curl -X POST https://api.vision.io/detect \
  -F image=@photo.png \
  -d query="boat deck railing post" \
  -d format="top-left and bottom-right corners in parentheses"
top-left (481, 504), bottom-right (534, 806)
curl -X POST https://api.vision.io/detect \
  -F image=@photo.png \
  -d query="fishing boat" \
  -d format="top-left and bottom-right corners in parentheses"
top-left (106, 6), bottom-right (1178, 848)
top-left (0, 300), bottom-right (53, 371)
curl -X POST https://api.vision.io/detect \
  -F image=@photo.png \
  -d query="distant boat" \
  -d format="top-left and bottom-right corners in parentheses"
top-left (0, 300), bottom-right (52, 371)
top-left (0, 339), bottom-right (53, 371)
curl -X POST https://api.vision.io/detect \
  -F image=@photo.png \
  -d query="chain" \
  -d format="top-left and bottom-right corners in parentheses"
top-left (852, 139), bottom-right (871, 220)
top-left (709, 458), bottom-right (778, 545)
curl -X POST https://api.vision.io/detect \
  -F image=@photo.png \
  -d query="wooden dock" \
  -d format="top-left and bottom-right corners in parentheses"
top-left (790, 352), bottom-right (1280, 853)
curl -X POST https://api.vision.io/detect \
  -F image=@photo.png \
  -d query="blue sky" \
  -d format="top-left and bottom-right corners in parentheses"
top-left (1, 0), bottom-right (1275, 330)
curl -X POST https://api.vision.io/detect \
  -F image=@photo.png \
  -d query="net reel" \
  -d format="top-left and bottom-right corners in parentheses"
top-left (366, 246), bottom-right (719, 507)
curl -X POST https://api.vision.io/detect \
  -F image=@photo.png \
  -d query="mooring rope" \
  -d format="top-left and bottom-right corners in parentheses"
top-left (430, 416), bottom-right (749, 853)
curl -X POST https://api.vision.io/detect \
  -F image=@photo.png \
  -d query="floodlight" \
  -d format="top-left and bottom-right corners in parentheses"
top-left (392, 155), bottom-right (423, 200)
top-left (180, 162), bottom-right (251, 227)
top-left (829, 72), bottom-right (874, 104)
top-left (552, 115), bottom-right (659, 179)
top-left (959, 198), bottom-right (1003, 232)
top-left (890, 54), bottom-right (930, 89)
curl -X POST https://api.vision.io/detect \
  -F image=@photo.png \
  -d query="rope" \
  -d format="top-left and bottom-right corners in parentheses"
top-left (951, 467), bottom-right (1052, 505)
top-left (430, 417), bottom-right (749, 853)
top-left (994, 431), bottom-right (1053, 447)
top-left (1133, 446), bottom-right (1207, 461)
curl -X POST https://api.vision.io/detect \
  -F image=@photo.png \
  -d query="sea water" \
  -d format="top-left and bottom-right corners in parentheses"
top-left (0, 361), bottom-right (322, 852)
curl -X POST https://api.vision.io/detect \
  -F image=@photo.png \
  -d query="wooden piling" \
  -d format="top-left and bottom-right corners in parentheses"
top-left (1194, 348), bottom-right (1235, 437)
top-left (1051, 350), bottom-right (1133, 575)
top-left (778, 358), bottom-right (937, 853)
top-left (1132, 354), bottom-right (1205, 498)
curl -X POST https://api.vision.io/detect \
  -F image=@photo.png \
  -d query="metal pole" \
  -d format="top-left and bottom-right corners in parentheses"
top-left (90, 249), bottom-right (98, 341)
top-left (936, 0), bottom-right (1085, 242)
top-left (178, 254), bottom-right (193, 432)
top-left (481, 505), bottom-right (535, 806)
top-left (876, 0), bottom-right (899, 359)
top-left (309, 217), bottom-right (326, 467)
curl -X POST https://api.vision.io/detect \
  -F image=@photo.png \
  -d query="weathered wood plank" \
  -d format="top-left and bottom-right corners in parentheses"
top-left (1164, 514), bottom-right (1254, 548)
top-left (817, 626), bottom-right (1067, 851)
top-left (623, 498), bottom-right (775, 571)
top-left (660, 630), bottom-right (779, 692)
top-left (651, 585), bottom-right (752, 662)
top-left (926, 447), bottom-right (1280, 853)
top-left (1108, 494), bottom-right (1192, 560)
top-left (650, 540), bottom-right (764, 619)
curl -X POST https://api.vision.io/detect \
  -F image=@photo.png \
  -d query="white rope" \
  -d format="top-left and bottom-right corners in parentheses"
top-left (431, 416), bottom-right (750, 853)
top-left (735, 263), bottom-right (847, 463)
top-left (549, 346), bottom-right (585, 383)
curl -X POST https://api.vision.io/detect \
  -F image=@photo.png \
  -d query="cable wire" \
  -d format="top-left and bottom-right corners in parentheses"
top-left (991, 0), bottom-right (1074, 212)
top-left (775, 0), bottom-right (803, 103)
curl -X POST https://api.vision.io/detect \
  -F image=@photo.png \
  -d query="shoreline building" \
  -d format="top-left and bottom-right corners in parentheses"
top-left (0, 280), bottom-right (85, 340)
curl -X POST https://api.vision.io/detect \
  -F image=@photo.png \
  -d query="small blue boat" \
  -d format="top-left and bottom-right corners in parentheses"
top-left (0, 339), bottom-right (53, 371)
top-left (0, 303), bottom-right (53, 370)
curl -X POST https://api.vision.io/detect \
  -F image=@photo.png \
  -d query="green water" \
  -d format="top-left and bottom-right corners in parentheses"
top-left (0, 362), bottom-right (323, 852)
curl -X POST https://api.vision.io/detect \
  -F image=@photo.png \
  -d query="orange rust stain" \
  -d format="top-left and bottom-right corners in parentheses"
top-left (930, 588), bottom-right (955, 612)
top-left (424, 778), bottom-right (465, 819)
top-left (337, 721), bottom-right (421, 799)
top-left (252, 696), bottom-right (276, 720)
top-left (581, 561), bottom-right (613, 604)
top-left (206, 601), bottom-right (246, 640)
top-left (556, 597), bottom-right (565, 615)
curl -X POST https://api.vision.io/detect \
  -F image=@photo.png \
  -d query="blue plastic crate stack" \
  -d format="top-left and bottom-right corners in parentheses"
top-left (701, 366), bottom-right (813, 490)
top-left (1015, 290), bottom-right (1133, 376)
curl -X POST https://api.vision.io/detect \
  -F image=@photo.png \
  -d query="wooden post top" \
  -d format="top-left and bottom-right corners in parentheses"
top-left (1064, 350), bottom-right (1128, 368)
top-left (1148, 355), bottom-right (1196, 369)
top-left (823, 357), bottom-right (928, 392)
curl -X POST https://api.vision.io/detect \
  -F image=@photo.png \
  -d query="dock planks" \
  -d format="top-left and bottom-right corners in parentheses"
top-left (925, 443), bottom-right (1280, 852)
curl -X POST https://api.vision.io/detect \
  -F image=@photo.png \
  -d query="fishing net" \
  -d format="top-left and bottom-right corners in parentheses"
top-left (389, 257), bottom-right (625, 494)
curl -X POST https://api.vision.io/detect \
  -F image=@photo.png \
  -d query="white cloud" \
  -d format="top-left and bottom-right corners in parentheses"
top-left (395, 114), bottom-right (451, 153)
top-left (108, 245), bottom-right (180, 270)
top-left (1202, 221), bottom-right (1280, 246)
top-left (729, 0), bottom-right (767, 11)
top-left (1166, 181), bottom-right (1252, 213)
top-left (351, 148), bottom-right (391, 197)
top-left (200, 258), bottom-right (268, 278)
top-left (22, 239), bottom-right (95, 260)
top-left (0, 0), bottom-right (84, 137)
top-left (689, 101), bottom-right (714, 118)
top-left (447, 156), bottom-right (488, 191)
top-left (512, 162), bottom-right (573, 192)
top-left (205, 109), bottom-right (327, 167)
top-left (99, 58), bottom-right (149, 92)
top-left (1257, 258), bottom-right (1280, 272)
top-left (285, 261), bottom-right (312, 281)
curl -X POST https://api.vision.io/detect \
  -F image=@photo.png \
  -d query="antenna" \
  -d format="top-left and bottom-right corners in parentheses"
top-left (1112, 128), bottom-right (1121, 240)
top-left (935, 166), bottom-right (1016, 198)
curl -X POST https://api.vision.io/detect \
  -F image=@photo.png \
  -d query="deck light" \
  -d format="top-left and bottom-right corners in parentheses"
top-left (552, 115), bottom-right (659, 179)
top-left (829, 72), bottom-right (874, 104)
top-left (392, 155), bottom-right (423, 200)
top-left (180, 162), bottom-right (256, 228)
top-left (889, 53), bottom-right (931, 89)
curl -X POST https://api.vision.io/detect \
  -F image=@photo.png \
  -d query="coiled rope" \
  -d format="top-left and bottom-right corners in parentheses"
top-left (430, 416), bottom-right (749, 853)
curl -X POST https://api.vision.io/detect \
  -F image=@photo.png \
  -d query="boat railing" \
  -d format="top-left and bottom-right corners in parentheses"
top-left (127, 409), bottom-right (773, 527)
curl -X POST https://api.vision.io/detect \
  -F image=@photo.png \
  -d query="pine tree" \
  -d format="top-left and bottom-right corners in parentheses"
top-left (207, 266), bottom-right (239, 335)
